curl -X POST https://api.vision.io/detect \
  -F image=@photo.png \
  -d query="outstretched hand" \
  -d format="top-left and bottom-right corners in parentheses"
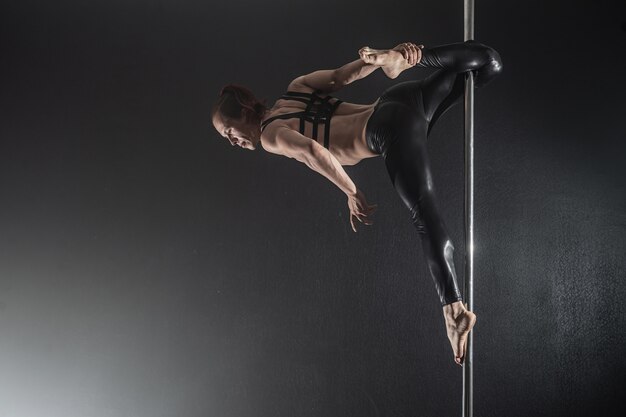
top-left (347, 189), bottom-right (377, 232)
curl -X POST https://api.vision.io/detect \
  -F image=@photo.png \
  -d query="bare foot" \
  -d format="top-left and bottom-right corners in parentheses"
top-left (358, 44), bottom-right (422, 79)
top-left (443, 302), bottom-right (477, 366)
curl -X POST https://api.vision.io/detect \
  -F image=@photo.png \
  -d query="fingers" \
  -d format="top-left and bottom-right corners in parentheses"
top-left (358, 205), bottom-right (378, 217)
top-left (352, 208), bottom-right (376, 220)
top-left (351, 212), bottom-right (374, 228)
top-left (353, 207), bottom-right (375, 217)
top-left (409, 44), bottom-right (417, 65)
top-left (400, 45), bottom-right (409, 61)
top-left (348, 193), bottom-right (377, 232)
top-left (408, 43), bottom-right (418, 65)
top-left (407, 44), bottom-right (415, 65)
top-left (350, 212), bottom-right (375, 232)
top-left (399, 46), bottom-right (408, 60)
top-left (400, 42), bottom-right (424, 66)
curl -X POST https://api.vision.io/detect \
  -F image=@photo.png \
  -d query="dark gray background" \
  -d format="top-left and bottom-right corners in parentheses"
top-left (1, 1), bottom-right (625, 416)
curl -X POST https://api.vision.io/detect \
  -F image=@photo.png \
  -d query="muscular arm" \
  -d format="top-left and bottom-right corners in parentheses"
top-left (290, 59), bottom-right (379, 94)
top-left (291, 43), bottom-right (421, 93)
top-left (262, 127), bottom-right (357, 197)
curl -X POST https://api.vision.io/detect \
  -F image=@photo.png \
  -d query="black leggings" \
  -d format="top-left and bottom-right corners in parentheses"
top-left (365, 41), bottom-right (503, 306)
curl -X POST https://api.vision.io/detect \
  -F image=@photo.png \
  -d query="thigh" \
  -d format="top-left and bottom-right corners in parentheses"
top-left (375, 71), bottom-right (464, 136)
top-left (385, 128), bottom-right (433, 214)
top-left (367, 99), bottom-right (434, 208)
top-left (383, 118), bottom-right (431, 212)
top-left (384, 123), bottom-right (448, 237)
top-left (420, 69), bottom-right (465, 130)
top-left (366, 99), bottom-right (424, 156)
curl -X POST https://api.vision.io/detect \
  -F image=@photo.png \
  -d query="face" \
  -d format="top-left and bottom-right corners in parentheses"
top-left (212, 111), bottom-right (261, 151)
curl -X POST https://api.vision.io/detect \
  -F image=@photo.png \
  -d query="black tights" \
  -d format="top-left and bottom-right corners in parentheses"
top-left (365, 41), bottom-right (503, 305)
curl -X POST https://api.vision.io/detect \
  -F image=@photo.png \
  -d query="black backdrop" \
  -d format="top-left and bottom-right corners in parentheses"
top-left (1, 1), bottom-right (625, 416)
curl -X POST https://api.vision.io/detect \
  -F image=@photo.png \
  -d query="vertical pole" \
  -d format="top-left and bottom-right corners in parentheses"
top-left (462, 1), bottom-right (475, 417)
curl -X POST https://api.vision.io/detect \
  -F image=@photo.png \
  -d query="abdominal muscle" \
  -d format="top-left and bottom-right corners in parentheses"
top-left (262, 92), bottom-right (382, 166)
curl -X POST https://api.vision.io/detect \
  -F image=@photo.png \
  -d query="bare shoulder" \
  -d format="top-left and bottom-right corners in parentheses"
top-left (259, 124), bottom-right (291, 155)
top-left (259, 124), bottom-right (281, 154)
top-left (261, 125), bottom-right (315, 161)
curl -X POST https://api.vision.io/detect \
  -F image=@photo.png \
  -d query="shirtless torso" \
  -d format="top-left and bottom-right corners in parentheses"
top-left (260, 81), bottom-right (381, 166)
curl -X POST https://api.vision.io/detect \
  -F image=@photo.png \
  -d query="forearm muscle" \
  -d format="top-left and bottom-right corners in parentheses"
top-left (335, 59), bottom-right (379, 86)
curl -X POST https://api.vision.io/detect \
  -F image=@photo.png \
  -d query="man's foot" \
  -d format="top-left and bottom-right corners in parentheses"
top-left (358, 44), bottom-right (422, 79)
top-left (443, 302), bottom-right (477, 366)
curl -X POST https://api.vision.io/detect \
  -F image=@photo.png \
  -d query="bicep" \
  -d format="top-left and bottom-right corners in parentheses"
top-left (289, 69), bottom-right (342, 94)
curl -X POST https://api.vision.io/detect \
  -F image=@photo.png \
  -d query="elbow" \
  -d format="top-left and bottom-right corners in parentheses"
top-left (305, 146), bottom-right (321, 170)
top-left (331, 69), bottom-right (349, 91)
top-left (307, 142), bottom-right (331, 171)
top-left (294, 143), bottom-right (319, 170)
top-left (294, 141), bottom-right (320, 168)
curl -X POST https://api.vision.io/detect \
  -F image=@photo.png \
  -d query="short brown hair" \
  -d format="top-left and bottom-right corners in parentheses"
top-left (211, 84), bottom-right (267, 124)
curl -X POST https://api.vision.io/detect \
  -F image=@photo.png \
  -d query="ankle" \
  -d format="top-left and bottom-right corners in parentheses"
top-left (443, 301), bottom-right (466, 320)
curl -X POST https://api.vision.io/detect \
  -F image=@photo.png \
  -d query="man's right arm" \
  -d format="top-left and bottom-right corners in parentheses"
top-left (261, 127), bottom-right (378, 232)
top-left (262, 127), bottom-right (357, 197)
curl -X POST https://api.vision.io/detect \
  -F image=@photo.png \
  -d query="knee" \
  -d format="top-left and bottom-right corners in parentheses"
top-left (466, 40), bottom-right (503, 74)
top-left (474, 45), bottom-right (503, 87)
top-left (486, 47), bottom-right (503, 75)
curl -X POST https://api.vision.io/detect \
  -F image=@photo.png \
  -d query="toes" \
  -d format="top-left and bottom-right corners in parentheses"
top-left (458, 340), bottom-right (466, 357)
top-left (455, 340), bottom-right (465, 357)
top-left (456, 339), bottom-right (467, 362)
top-left (359, 47), bottom-right (377, 64)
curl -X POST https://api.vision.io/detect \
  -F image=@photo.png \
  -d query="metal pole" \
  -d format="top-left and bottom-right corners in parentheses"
top-left (462, 1), bottom-right (475, 417)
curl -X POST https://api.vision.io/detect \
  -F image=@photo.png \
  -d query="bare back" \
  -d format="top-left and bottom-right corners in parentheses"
top-left (260, 81), bottom-right (381, 165)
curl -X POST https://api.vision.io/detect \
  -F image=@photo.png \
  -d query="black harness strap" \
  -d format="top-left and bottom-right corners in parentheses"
top-left (260, 91), bottom-right (343, 149)
top-left (324, 99), bottom-right (343, 149)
